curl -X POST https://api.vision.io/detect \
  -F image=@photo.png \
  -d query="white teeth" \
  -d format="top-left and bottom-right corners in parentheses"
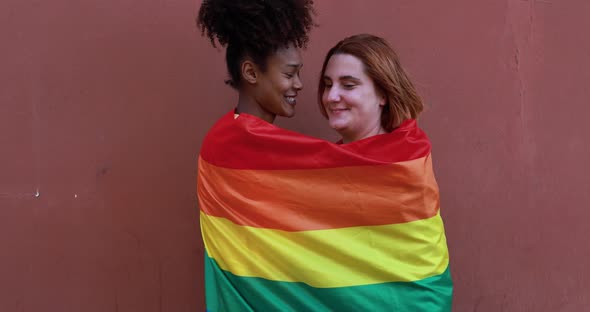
top-left (286, 97), bottom-right (295, 105)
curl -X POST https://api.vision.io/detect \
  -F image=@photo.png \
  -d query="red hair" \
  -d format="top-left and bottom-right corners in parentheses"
top-left (318, 34), bottom-right (423, 132)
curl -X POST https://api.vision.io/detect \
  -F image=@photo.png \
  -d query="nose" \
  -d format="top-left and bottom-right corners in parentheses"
top-left (293, 74), bottom-right (303, 91)
top-left (325, 86), bottom-right (340, 103)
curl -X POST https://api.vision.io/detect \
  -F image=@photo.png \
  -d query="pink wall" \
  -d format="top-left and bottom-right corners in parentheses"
top-left (1, 0), bottom-right (589, 310)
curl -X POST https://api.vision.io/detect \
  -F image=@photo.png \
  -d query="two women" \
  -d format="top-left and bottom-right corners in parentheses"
top-left (197, 1), bottom-right (452, 310)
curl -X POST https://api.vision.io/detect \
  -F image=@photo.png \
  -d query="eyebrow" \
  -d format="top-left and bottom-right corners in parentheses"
top-left (285, 64), bottom-right (303, 69)
top-left (340, 75), bottom-right (361, 81)
top-left (323, 75), bottom-right (361, 82)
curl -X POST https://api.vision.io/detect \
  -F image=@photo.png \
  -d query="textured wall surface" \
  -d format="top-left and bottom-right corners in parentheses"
top-left (1, 0), bottom-right (589, 311)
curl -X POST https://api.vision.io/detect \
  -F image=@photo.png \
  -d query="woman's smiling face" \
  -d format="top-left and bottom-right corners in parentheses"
top-left (321, 53), bottom-right (385, 143)
top-left (253, 45), bottom-right (304, 122)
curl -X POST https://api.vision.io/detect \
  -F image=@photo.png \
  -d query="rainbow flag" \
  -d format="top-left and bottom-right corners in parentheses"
top-left (198, 111), bottom-right (452, 311)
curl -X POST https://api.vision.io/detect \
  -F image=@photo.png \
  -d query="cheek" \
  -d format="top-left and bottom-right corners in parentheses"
top-left (321, 90), bottom-right (328, 105)
top-left (279, 80), bottom-right (292, 93)
top-left (359, 91), bottom-right (381, 110)
top-left (269, 74), bottom-right (288, 91)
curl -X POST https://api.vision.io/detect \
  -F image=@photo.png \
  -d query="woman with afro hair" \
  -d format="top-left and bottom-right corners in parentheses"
top-left (197, 0), bottom-right (315, 123)
top-left (196, 0), bottom-right (319, 310)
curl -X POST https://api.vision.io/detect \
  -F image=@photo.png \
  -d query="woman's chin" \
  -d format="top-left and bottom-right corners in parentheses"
top-left (328, 120), bottom-right (348, 131)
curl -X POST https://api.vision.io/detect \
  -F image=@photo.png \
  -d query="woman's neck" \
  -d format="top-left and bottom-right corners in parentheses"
top-left (236, 93), bottom-right (275, 123)
top-left (341, 125), bottom-right (386, 144)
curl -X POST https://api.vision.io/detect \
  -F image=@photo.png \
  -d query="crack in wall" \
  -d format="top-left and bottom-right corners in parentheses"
top-left (510, 0), bottom-right (536, 131)
top-left (507, 0), bottom-right (540, 168)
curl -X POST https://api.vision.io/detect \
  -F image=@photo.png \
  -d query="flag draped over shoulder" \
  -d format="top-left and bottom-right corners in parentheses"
top-left (197, 111), bottom-right (453, 312)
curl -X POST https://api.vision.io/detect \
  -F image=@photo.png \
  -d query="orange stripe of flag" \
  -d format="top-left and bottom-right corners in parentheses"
top-left (198, 154), bottom-right (440, 231)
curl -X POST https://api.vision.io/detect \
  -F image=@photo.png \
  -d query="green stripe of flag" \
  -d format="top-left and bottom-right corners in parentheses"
top-left (205, 254), bottom-right (452, 312)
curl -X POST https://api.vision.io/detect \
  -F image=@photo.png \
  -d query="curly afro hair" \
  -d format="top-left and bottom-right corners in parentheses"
top-left (197, 0), bottom-right (316, 88)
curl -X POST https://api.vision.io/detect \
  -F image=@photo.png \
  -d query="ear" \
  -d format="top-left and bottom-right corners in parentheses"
top-left (241, 60), bottom-right (258, 84)
top-left (378, 93), bottom-right (387, 107)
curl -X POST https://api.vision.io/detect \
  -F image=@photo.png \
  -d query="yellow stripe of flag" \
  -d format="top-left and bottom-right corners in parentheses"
top-left (201, 211), bottom-right (449, 288)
